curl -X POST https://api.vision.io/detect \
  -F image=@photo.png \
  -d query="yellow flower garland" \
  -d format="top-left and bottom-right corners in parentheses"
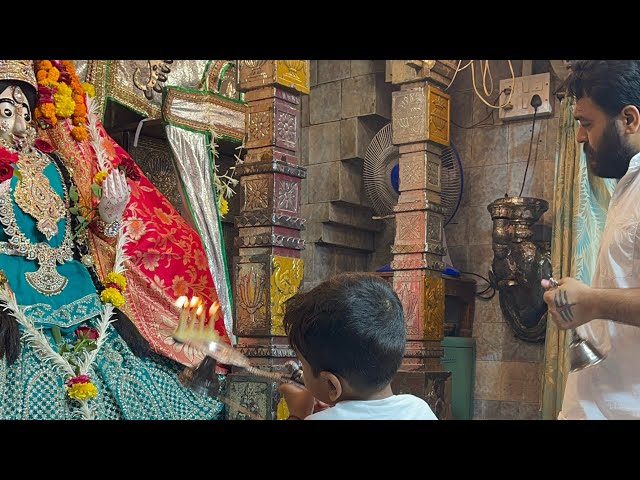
top-left (34, 60), bottom-right (95, 142)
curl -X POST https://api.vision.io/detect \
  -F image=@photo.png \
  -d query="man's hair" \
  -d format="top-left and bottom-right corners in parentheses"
top-left (283, 272), bottom-right (406, 393)
top-left (566, 60), bottom-right (640, 116)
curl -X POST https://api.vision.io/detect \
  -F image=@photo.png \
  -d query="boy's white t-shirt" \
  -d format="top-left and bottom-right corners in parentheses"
top-left (304, 394), bottom-right (438, 420)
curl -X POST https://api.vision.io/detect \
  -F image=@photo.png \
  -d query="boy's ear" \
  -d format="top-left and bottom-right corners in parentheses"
top-left (319, 371), bottom-right (342, 402)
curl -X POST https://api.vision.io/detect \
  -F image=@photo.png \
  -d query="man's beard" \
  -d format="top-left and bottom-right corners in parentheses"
top-left (584, 120), bottom-right (637, 179)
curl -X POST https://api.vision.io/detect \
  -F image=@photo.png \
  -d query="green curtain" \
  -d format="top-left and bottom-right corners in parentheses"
top-left (540, 96), bottom-right (615, 419)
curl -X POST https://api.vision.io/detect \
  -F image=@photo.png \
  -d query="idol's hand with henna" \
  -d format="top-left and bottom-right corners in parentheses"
top-left (98, 169), bottom-right (131, 225)
top-left (541, 276), bottom-right (595, 329)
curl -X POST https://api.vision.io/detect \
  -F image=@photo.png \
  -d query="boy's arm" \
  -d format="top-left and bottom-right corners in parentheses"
top-left (278, 383), bottom-right (316, 419)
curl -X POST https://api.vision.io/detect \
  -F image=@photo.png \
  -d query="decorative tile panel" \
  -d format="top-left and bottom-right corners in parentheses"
top-left (270, 255), bottom-right (304, 335)
top-left (238, 60), bottom-right (274, 92)
top-left (392, 85), bottom-right (450, 146)
top-left (427, 159), bottom-right (441, 190)
top-left (427, 213), bottom-right (443, 243)
top-left (423, 274), bottom-right (444, 340)
top-left (238, 60), bottom-right (310, 94)
top-left (246, 100), bottom-right (274, 149)
top-left (427, 85), bottom-right (450, 146)
top-left (276, 60), bottom-right (310, 94)
top-left (225, 375), bottom-right (276, 420)
top-left (241, 175), bottom-right (270, 212)
top-left (274, 174), bottom-right (300, 216)
top-left (399, 152), bottom-right (426, 192)
top-left (392, 87), bottom-right (427, 145)
top-left (275, 98), bottom-right (298, 151)
top-left (393, 270), bottom-right (424, 338)
top-left (235, 261), bottom-right (269, 336)
top-left (396, 212), bottom-right (424, 244)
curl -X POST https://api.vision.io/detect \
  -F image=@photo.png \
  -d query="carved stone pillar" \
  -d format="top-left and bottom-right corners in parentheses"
top-left (388, 60), bottom-right (457, 419)
top-left (225, 61), bottom-right (309, 420)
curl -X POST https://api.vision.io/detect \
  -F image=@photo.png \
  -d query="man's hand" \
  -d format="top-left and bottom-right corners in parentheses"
top-left (98, 169), bottom-right (131, 224)
top-left (278, 382), bottom-right (317, 419)
top-left (541, 276), bottom-right (594, 329)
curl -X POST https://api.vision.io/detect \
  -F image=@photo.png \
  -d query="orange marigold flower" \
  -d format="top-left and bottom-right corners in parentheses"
top-left (47, 67), bottom-right (60, 82)
top-left (71, 126), bottom-right (88, 142)
top-left (36, 70), bottom-right (48, 81)
top-left (39, 60), bottom-right (52, 69)
top-left (40, 103), bottom-right (57, 118)
top-left (39, 78), bottom-right (57, 88)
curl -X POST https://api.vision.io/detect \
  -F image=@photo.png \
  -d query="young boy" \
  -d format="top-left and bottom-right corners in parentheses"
top-left (278, 272), bottom-right (438, 420)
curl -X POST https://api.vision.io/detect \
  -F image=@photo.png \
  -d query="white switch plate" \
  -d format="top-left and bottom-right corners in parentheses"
top-left (498, 72), bottom-right (553, 121)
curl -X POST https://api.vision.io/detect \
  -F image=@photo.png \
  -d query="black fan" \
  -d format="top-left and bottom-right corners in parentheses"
top-left (363, 123), bottom-right (463, 226)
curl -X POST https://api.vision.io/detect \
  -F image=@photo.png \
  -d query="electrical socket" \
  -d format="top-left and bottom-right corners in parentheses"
top-left (498, 72), bottom-right (553, 121)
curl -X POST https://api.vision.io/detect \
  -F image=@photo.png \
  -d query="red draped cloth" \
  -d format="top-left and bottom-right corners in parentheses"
top-left (42, 118), bottom-right (231, 371)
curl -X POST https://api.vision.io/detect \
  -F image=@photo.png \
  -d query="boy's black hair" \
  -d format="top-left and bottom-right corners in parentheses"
top-left (283, 272), bottom-right (406, 393)
top-left (567, 60), bottom-right (640, 116)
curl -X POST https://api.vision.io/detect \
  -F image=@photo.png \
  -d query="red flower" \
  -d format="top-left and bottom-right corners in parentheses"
top-left (0, 163), bottom-right (14, 183)
top-left (65, 374), bottom-right (91, 386)
top-left (105, 282), bottom-right (123, 292)
top-left (0, 147), bottom-right (18, 165)
top-left (34, 138), bottom-right (54, 154)
top-left (75, 325), bottom-right (99, 340)
top-left (117, 155), bottom-right (141, 181)
top-left (37, 85), bottom-right (55, 104)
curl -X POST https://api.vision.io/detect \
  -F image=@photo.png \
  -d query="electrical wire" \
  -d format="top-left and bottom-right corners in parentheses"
top-left (451, 109), bottom-right (494, 130)
top-left (446, 60), bottom-right (515, 110)
top-left (471, 60), bottom-right (515, 109)
top-left (445, 60), bottom-right (474, 90)
top-left (518, 106), bottom-right (540, 197)
top-left (459, 270), bottom-right (496, 300)
top-left (450, 88), bottom-right (510, 130)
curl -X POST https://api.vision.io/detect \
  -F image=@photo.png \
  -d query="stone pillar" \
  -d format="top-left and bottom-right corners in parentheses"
top-left (388, 60), bottom-right (457, 419)
top-left (224, 61), bottom-right (309, 420)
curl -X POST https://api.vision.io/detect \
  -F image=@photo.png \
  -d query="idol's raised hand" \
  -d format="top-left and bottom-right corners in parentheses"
top-left (98, 169), bottom-right (131, 225)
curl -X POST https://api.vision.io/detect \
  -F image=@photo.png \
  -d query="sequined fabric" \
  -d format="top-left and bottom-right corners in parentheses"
top-left (0, 321), bottom-right (225, 419)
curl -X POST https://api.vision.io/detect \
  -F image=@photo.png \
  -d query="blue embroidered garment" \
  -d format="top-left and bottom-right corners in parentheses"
top-left (0, 160), bottom-right (102, 331)
top-left (0, 151), bottom-right (224, 419)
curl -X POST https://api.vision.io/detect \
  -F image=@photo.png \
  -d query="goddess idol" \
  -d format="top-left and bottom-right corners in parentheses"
top-left (0, 60), bottom-right (227, 419)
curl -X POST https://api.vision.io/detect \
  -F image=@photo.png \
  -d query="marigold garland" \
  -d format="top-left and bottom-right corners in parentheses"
top-left (105, 271), bottom-right (127, 290)
top-left (101, 270), bottom-right (127, 307)
top-left (33, 60), bottom-right (95, 142)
